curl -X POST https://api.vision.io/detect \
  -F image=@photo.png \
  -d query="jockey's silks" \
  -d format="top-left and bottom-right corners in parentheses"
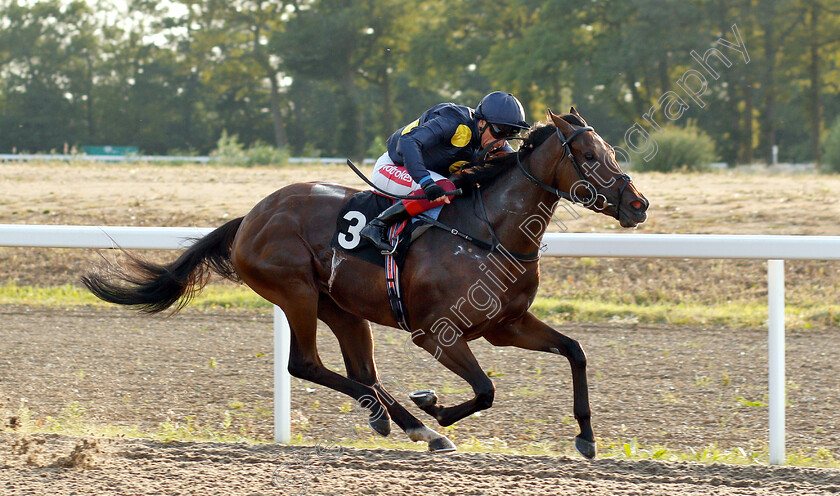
top-left (386, 103), bottom-right (514, 186)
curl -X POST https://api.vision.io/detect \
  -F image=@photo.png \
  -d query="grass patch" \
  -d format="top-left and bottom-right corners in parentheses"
top-left (0, 282), bottom-right (270, 310)
top-left (530, 297), bottom-right (838, 328)
top-left (0, 283), bottom-right (104, 306)
top-left (4, 401), bottom-right (839, 468)
top-left (1, 282), bottom-right (837, 329)
top-left (597, 438), bottom-right (840, 469)
top-left (2, 402), bottom-right (265, 444)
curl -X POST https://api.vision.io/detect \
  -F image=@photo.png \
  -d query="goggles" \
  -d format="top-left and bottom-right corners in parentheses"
top-left (488, 123), bottom-right (521, 140)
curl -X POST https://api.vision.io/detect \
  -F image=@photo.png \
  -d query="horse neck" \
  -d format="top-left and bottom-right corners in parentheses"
top-left (479, 136), bottom-right (565, 256)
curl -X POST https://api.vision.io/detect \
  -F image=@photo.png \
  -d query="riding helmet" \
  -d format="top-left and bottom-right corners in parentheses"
top-left (475, 91), bottom-right (529, 129)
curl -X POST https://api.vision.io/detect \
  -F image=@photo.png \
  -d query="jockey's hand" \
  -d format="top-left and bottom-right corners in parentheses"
top-left (421, 181), bottom-right (450, 204)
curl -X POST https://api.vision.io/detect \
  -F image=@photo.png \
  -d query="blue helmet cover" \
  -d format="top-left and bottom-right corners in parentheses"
top-left (475, 91), bottom-right (529, 129)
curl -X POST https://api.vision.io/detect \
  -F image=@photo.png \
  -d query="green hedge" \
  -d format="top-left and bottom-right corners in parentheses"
top-left (630, 122), bottom-right (717, 172)
top-left (820, 116), bottom-right (840, 173)
top-left (211, 130), bottom-right (289, 166)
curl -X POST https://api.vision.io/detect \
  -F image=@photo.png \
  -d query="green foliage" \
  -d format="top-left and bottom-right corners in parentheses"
top-left (211, 131), bottom-right (289, 167)
top-left (210, 130), bottom-right (245, 164)
top-left (820, 116), bottom-right (840, 173)
top-left (246, 142), bottom-right (290, 167)
top-left (629, 123), bottom-right (717, 172)
top-left (0, 281), bottom-right (270, 309)
top-left (365, 136), bottom-right (387, 159)
top-left (736, 396), bottom-right (769, 408)
top-left (1, 0), bottom-right (840, 163)
top-left (0, 283), bottom-right (102, 305)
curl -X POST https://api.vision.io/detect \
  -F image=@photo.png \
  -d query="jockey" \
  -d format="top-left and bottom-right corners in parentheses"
top-left (360, 91), bottom-right (529, 252)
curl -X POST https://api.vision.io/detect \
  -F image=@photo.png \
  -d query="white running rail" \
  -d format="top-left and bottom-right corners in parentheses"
top-left (3, 224), bottom-right (840, 464)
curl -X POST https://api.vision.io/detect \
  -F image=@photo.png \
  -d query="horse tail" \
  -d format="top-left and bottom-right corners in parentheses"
top-left (81, 217), bottom-right (244, 314)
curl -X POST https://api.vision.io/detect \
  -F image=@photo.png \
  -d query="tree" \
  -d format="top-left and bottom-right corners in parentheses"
top-left (0, 1), bottom-right (100, 152)
top-left (1, 0), bottom-right (839, 162)
top-left (217, 0), bottom-right (297, 149)
top-left (273, 0), bottom-right (413, 160)
top-left (787, 0), bottom-right (840, 164)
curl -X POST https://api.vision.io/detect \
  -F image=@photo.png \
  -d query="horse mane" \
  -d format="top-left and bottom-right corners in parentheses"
top-left (451, 117), bottom-right (578, 190)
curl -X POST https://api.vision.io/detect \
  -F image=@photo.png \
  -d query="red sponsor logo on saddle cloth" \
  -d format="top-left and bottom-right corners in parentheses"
top-left (379, 165), bottom-right (414, 186)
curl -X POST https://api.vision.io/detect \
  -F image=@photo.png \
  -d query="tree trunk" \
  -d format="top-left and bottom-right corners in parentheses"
top-left (268, 71), bottom-right (288, 149)
top-left (808, 1), bottom-right (821, 165)
top-left (743, 82), bottom-right (754, 165)
top-left (341, 69), bottom-right (365, 163)
top-left (184, 69), bottom-right (198, 149)
top-left (85, 56), bottom-right (95, 143)
top-left (250, 8), bottom-right (287, 150)
top-left (760, 14), bottom-right (778, 164)
top-left (657, 58), bottom-right (670, 100)
top-left (380, 48), bottom-right (394, 136)
top-left (624, 68), bottom-right (647, 117)
top-left (551, 67), bottom-right (561, 107)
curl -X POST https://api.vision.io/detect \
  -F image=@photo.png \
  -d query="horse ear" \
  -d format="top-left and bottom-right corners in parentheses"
top-left (548, 110), bottom-right (574, 133)
top-left (569, 106), bottom-right (588, 125)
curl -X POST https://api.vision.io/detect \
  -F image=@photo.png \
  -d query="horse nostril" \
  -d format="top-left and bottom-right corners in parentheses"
top-left (631, 200), bottom-right (643, 210)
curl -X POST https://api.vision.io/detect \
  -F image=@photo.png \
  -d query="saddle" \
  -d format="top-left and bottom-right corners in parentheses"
top-left (329, 190), bottom-right (435, 331)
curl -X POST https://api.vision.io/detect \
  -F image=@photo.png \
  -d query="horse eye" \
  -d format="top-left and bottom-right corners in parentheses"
top-left (584, 152), bottom-right (595, 160)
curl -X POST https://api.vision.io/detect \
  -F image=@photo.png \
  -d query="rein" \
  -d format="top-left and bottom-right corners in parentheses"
top-left (415, 195), bottom-right (541, 263)
top-left (514, 126), bottom-right (634, 222)
top-left (343, 121), bottom-right (634, 263)
top-left (343, 155), bottom-right (540, 262)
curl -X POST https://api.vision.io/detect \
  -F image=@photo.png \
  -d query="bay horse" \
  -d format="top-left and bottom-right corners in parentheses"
top-left (82, 108), bottom-right (648, 458)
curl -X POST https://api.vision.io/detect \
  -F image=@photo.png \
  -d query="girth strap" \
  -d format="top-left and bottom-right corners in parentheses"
top-left (385, 220), bottom-right (411, 331)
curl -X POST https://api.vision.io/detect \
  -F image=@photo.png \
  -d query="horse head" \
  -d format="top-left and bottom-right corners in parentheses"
top-left (548, 107), bottom-right (649, 228)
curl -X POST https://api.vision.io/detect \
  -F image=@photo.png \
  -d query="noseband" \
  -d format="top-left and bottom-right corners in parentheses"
top-left (516, 125), bottom-right (633, 221)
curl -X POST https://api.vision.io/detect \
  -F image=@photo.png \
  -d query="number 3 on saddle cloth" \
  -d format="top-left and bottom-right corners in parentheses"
top-left (329, 185), bottom-right (453, 332)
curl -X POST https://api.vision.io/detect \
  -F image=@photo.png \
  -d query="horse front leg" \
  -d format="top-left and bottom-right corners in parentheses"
top-left (409, 330), bottom-right (496, 427)
top-left (485, 312), bottom-right (596, 459)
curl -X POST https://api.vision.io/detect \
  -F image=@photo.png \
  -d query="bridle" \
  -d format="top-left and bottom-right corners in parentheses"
top-left (514, 125), bottom-right (634, 222)
top-left (462, 123), bottom-right (633, 262)
top-left (343, 121), bottom-right (637, 263)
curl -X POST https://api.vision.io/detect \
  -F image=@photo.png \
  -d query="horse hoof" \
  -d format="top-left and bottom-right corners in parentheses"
top-left (429, 436), bottom-right (457, 453)
top-left (575, 435), bottom-right (597, 460)
top-left (369, 417), bottom-right (391, 437)
top-left (409, 389), bottom-right (438, 409)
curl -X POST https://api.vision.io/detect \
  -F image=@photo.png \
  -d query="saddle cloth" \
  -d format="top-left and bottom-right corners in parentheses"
top-left (330, 190), bottom-right (439, 331)
top-left (329, 190), bottom-right (436, 268)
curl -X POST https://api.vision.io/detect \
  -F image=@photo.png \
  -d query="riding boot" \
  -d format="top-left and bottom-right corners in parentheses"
top-left (360, 201), bottom-right (411, 253)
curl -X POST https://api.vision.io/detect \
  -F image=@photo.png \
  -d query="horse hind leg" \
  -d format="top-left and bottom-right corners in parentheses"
top-left (318, 295), bottom-right (456, 453)
top-left (230, 198), bottom-right (398, 441)
top-left (253, 283), bottom-right (391, 434)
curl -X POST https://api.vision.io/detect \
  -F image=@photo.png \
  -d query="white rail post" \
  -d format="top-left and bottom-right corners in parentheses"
top-left (274, 305), bottom-right (291, 443)
top-left (768, 259), bottom-right (785, 465)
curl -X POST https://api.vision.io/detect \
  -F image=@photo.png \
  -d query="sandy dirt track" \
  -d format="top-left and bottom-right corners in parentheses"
top-left (4, 306), bottom-right (840, 453)
top-left (5, 434), bottom-right (840, 496)
top-left (2, 162), bottom-right (840, 494)
top-left (2, 161), bottom-right (839, 236)
top-left (2, 306), bottom-right (840, 495)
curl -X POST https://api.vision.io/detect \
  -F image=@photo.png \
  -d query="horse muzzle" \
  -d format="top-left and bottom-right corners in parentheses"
top-left (617, 197), bottom-right (649, 228)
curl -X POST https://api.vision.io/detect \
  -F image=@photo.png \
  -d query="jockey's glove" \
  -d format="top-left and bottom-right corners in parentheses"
top-left (421, 180), bottom-right (446, 201)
